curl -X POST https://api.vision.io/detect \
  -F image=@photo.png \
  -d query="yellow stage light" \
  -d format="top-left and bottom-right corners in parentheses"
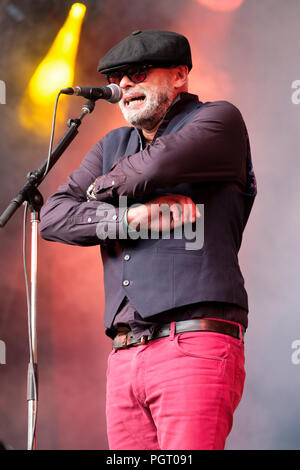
top-left (19, 3), bottom-right (86, 136)
top-left (70, 2), bottom-right (86, 19)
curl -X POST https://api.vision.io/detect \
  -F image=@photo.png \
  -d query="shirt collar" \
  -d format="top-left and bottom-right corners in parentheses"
top-left (163, 92), bottom-right (200, 121)
top-left (135, 92), bottom-right (200, 145)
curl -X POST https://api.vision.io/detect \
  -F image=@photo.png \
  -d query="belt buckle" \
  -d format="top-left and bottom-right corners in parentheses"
top-left (114, 333), bottom-right (148, 349)
top-left (139, 335), bottom-right (147, 345)
top-left (125, 333), bottom-right (132, 347)
top-left (116, 333), bottom-right (129, 348)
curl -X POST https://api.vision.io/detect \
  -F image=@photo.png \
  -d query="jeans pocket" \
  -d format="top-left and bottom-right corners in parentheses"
top-left (174, 331), bottom-right (230, 362)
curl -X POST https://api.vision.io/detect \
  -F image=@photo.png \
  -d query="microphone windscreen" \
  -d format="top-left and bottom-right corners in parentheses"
top-left (107, 84), bottom-right (123, 103)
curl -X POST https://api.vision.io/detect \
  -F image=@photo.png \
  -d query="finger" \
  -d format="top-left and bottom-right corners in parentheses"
top-left (185, 197), bottom-right (200, 222)
top-left (170, 202), bottom-right (181, 227)
top-left (180, 199), bottom-right (189, 224)
top-left (182, 197), bottom-right (195, 224)
top-left (191, 201), bottom-right (199, 222)
top-left (167, 196), bottom-right (186, 225)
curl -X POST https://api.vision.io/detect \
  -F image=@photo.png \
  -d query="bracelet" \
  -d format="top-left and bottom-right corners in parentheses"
top-left (123, 208), bottom-right (129, 228)
top-left (86, 181), bottom-right (97, 200)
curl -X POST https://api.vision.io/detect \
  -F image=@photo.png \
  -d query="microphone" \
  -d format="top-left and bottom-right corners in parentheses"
top-left (60, 84), bottom-right (122, 103)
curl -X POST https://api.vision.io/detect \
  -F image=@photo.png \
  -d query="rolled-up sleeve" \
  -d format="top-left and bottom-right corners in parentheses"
top-left (39, 139), bottom-right (128, 246)
top-left (91, 101), bottom-right (247, 201)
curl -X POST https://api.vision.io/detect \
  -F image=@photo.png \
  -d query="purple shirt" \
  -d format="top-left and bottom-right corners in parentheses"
top-left (40, 93), bottom-right (252, 339)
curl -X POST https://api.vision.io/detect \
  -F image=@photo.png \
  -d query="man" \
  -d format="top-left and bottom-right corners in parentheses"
top-left (39, 30), bottom-right (257, 450)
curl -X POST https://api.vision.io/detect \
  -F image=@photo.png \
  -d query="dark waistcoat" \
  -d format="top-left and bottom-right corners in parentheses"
top-left (100, 97), bottom-right (256, 328)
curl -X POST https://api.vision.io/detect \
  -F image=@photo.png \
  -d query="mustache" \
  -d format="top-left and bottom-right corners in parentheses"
top-left (122, 91), bottom-right (147, 102)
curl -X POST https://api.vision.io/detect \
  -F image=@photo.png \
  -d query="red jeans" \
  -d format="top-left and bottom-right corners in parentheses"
top-left (106, 320), bottom-right (246, 450)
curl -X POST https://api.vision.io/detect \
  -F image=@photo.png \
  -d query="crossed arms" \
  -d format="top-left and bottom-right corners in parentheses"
top-left (39, 101), bottom-right (247, 246)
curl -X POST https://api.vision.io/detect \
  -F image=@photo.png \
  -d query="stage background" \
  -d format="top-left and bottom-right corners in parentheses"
top-left (0, 0), bottom-right (300, 450)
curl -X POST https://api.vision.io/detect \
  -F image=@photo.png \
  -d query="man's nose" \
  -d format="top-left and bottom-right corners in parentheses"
top-left (119, 74), bottom-right (135, 88)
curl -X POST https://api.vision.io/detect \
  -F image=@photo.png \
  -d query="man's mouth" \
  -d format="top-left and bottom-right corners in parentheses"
top-left (123, 94), bottom-right (146, 107)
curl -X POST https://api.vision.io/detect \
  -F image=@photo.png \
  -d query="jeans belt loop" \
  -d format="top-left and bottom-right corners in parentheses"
top-left (169, 321), bottom-right (176, 341)
top-left (238, 324), bottom-right (244, 345)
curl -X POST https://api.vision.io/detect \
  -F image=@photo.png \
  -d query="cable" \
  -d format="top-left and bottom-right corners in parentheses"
top-left (41, 91), bottom-right (62, 181)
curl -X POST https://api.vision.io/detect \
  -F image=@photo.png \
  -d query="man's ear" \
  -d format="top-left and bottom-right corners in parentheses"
top-left (173, 65), bottom-right (189, 90)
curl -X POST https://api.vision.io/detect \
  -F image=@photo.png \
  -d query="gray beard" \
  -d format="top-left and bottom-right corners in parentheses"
top-left (119, 82), bottom-right (174, 130)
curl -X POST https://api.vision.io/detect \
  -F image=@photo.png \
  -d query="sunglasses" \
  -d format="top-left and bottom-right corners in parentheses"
top-left (105, 64), bottom-right (177, 86)
top-left (106, 65), bottom-right (154, 86)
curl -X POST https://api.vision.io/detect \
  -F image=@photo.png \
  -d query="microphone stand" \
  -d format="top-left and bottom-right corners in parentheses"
top-left (0, 98), bottom-right (96, 450)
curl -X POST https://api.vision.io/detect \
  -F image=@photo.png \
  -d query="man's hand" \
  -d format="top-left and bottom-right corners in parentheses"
top-left (126, 194), bottom-right (201, 233)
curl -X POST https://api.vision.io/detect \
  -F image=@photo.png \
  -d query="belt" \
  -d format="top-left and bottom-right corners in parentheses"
top-left (112, 319), bottom-right (245, 349)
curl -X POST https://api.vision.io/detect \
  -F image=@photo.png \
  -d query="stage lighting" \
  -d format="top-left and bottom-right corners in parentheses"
top-left (196, 0), bottom-right (244, 11)
top-left (19, 3), bottom-right (86, 136)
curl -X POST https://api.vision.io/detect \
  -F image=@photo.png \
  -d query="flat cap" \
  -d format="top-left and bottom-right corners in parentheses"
top-left (97, 30), bottom-right (192, 74)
